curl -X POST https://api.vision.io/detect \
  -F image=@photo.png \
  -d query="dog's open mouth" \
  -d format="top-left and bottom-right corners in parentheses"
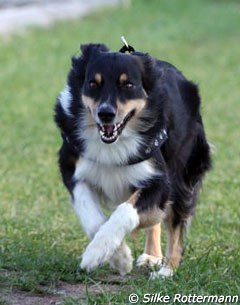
top-left (97, 110), bottom-right (135, 144)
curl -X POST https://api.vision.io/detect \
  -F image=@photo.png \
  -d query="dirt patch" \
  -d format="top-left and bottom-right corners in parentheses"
top-left (7, 293), bottom-right (61, 305)
top-left (0, 278), bottom-right (125, 305)
top-left (45, 279), bottom-right (123, 299)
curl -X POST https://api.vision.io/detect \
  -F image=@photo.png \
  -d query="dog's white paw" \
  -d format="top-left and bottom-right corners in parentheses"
top-left (109, 242), bottom-right (133, 276)
top-left (150, 265), bottom-right (174, 279)
top-left (136, 253), bottom-right (162, 268)
top-left (80, 233), bottom-right (118, 272)
top-left (80, 202), bottom-right (138, 273)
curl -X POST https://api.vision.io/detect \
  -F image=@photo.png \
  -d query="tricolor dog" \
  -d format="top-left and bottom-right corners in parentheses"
top-left (54, 43), bottom-right (211, 278)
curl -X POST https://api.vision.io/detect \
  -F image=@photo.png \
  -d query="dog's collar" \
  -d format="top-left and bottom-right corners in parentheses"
top-left (62, 129), bottom-right (168, 166)
top-left (127, 129), bottom-right (168, 165)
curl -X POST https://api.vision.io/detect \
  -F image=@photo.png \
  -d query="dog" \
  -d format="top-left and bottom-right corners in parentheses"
top-left (54, 43), bottom-right (211, 278)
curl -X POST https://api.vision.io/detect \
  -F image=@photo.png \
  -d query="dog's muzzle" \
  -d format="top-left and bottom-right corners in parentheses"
top-left (97, 106), bottom-right (135, 144)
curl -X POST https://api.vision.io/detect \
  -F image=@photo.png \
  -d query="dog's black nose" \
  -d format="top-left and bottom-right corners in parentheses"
top-left (97, 103), bottom-right (116, 124)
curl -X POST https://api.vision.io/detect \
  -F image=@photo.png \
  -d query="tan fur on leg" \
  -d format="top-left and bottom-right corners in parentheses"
top-left (137, 223), bottom-right (163, 267)
top-left (165, 223), bottom-right (184, 269)
top-left (145, 223), bottom-right (162, 257)
top-left (151, 222), bottom-right (184, 278)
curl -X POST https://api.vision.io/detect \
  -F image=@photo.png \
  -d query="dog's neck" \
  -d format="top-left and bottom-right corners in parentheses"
top-left (127, 129), bottom-right (168, 165)
top-left (62, 129), bottom-right (167, 166)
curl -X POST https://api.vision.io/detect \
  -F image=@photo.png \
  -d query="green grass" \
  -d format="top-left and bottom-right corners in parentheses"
top-left (0, 0), bottom-right (240, 304)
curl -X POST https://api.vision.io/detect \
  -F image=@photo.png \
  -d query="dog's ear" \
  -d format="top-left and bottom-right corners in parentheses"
top-left (133, 52), bottom-right (162, 93)
top-left (71, 43), bottom-right (109, 71)
top-left (69, 43), bottom-right (109, 88)
top-left (80, 43), bottom-right (109, 59)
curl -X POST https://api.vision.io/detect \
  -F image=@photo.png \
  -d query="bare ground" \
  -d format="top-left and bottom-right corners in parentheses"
top-left (1, 279), bottom-right (124, 305)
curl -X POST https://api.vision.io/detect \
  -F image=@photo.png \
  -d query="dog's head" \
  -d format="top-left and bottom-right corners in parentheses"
top-left (69, 44), bottom-right (163, 144)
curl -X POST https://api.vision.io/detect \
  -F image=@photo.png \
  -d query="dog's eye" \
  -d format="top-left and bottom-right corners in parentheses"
top-left (124, 82), bottom-right (133, 89)
top-left (89, 80), bottom-right (98, 89)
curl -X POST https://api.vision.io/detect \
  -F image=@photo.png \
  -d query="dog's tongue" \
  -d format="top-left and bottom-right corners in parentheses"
top-left (103, 124), bottom-right (114, 136)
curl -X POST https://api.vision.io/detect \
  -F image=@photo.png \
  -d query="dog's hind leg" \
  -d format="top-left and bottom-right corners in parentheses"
top-left (136, 223), bottom-right (163, 267)
top-left (150, 188), bottom-right (196, 279)
top-left (154, 220), bottom-right (185, 278)
top-left (165, 219), bottom-right (185, 270)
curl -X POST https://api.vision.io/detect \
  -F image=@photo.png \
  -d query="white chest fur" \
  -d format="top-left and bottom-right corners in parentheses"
top-left (74, 158), bottom-right (156, 204)
top-left (75, 126), bottom-right (159, 203)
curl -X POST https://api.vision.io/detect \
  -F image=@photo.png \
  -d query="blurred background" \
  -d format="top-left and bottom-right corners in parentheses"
top-left (0, 1), bottom-right (239, 304)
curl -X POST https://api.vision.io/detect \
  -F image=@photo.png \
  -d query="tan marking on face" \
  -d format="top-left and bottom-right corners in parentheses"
top-left (129, 107), bottom-right (155, 132)
top-left (117, 98), bottom-right (146, 119)
top-left (94, 73), bottom-right (102, 85)
top-left (82, 94), bottom-right (98, 113)
top-left (119, 73), bottom-right (128, 85)
top-left (81, 94), bottom-right (99, 127)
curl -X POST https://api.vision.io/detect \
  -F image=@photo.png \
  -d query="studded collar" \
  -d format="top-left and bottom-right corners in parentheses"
top-left (127, 129), bottom-right (168, 165)
top-left (62, 129), bottom-right (168, 166)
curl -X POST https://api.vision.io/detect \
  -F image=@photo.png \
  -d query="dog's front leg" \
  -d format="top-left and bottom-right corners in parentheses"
top-left (72, 182), bottom-right (106, 240)
top-left (81, 178), bottom-right (169, 273)
top-left (73, 182), bottom-right (132, 275)
top-left (80, 198), bottom-right (139, 273)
